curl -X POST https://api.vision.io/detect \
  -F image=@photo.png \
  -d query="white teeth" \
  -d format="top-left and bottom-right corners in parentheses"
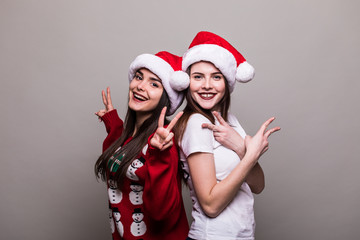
top-left (134, 93), bottom-right (147, 101)
top-left (200, 93), bottom-right (214, 98)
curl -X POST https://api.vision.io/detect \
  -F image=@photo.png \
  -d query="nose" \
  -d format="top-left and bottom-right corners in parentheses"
top-left (202, 77), bottom-right (212, 90)
top-left (137, 79), bottom-right (146, 91)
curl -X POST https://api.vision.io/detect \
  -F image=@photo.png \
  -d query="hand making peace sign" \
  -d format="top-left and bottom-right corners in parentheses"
top-left (95, 87), bottom-right (114, 120)
top-left (202, 112), bottom-right (280, 160)
top-left (150, 107), bottom-right (183, 151)
top-left (202, 111), bottom-right (246, 158)
top-left (245, 117), bottom-right (281, 159)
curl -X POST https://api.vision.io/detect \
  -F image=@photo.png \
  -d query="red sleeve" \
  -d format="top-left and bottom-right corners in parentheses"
top-left (101, 109), bottom-right (124, 152)
top-left (142, 133), bottom-right (183, 226)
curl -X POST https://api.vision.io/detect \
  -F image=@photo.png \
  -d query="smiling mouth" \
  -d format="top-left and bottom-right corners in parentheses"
top-left (199, 93), bottom-right (215, 100)
top-left (133, 92), bottom-right (147, 101)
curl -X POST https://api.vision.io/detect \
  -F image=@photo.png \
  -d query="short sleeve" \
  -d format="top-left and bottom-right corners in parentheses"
top-left (181, 113), bottom-right (214, 158)
top-left (228, 113), bottom-right (246, 138)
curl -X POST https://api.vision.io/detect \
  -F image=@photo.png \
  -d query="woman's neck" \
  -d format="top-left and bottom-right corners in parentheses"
top-left (133, 112), bottom-right (151, 136)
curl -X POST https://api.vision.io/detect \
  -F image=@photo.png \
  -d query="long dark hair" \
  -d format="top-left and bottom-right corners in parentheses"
top-left (174, 63), bottom-right (231, 143)
top-left (95, 90), bottom-right (170, 188)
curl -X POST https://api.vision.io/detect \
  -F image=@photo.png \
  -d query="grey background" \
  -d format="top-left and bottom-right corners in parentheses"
top-left (1, 0), bottom-right (359, 239)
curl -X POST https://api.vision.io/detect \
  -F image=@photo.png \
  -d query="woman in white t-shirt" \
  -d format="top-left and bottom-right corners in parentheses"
top-left (174, 31), bottom-right (280, 240)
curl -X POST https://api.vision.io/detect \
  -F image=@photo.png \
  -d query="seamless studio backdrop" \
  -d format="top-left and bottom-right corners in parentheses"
top-left (1, 1), bottom-right (359, 239)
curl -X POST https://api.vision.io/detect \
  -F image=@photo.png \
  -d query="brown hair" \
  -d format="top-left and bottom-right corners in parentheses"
top-left (173, 64), bottom-right (231, 144)
top-left (95, 90), bottom-right (170, 189)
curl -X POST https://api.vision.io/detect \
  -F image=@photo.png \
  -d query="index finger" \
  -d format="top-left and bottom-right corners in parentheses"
top-left (102, 90), bottom-right (108, 106)
top-left (158, 107), bottom-right (167, 128)
top-left (259, 117), bottom-right (275, 134)
top-left (166, 111), bottom-right (183, 132)
top-left (106, 87), bottom-right (113, 106)
top-left (264, 126), bottom-right (281, 138)
top-left (201, 123), bottom-right (216, 131)
top-left (213, 111), bottom-right (228, 126)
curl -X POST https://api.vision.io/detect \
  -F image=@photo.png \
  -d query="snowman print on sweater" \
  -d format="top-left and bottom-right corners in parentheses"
top-left (108, 207), bottom-right (115, 234)
top-left (112, 207), bottom-right (124, 237)
top-left (126, 156), bottom-right (145, 181)
top-left (129, 182), bottom-right (143, 205)
top-left (131, 208), bottom-right (147, 237)
top-left (108, 178), bottom-right (123, 204)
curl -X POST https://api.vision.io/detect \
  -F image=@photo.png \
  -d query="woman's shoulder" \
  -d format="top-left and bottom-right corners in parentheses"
top-left (182, 113), bottom-right (213, 139)
top-left (188, 113), bottom-right (212, 124)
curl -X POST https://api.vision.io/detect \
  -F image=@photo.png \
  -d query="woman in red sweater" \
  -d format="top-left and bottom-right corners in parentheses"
top-left (95, 51), bottom-right (190, 240)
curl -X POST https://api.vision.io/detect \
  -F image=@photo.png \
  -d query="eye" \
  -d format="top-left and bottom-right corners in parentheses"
top-left (192, 75), bottom-right (202, 80)
top-left (134, 74), bottom-right (143, 80)
top-left (150, 82), bottom-right (160, 88)
top-left (213, 75), bottom-right (223, 80)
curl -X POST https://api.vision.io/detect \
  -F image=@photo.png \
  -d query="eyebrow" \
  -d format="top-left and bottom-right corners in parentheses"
top-left (137, 70), bottom-right (162, 82)
top-left (150, 77), bottom-right (161, 82)
top-left (191, 71), bottom-right (223, 75)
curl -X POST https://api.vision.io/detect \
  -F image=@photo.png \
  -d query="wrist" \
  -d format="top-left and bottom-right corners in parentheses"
top-left (235, 145), bottom-right (246, 159)
top-left (242, 150), bottom-right (260, 165)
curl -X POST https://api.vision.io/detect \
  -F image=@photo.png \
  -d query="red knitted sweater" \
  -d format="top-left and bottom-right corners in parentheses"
top-left (101, 110), bottom-right (189, 240)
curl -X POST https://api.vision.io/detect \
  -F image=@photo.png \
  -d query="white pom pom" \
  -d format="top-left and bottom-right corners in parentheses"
top-left (170, 71), bottom-right (190, 91)
top-left (236, 61), bottom-right (255, 83)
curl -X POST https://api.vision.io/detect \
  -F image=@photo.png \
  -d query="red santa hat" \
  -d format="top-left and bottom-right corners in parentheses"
top-left (182, 31), bottom-right (255, 92)
top-left (128, 51), bottom-right (189, 115)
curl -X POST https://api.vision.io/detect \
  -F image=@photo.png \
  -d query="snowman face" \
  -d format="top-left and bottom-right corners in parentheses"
top-left (131, 159), bottom-right (144, 168)
top-left (126, 158), bottom-right (145, 180)
top-left (132, 212), bottom-right (144, 222)
top-left (108, 179), bottom-right (117, 189)
top-left (130, 184), bottom-right (143, 192)
top-left (113, 212), bottom-right (121, 222)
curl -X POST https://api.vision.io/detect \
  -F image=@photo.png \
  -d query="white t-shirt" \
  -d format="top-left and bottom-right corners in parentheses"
top-left (180, 113), bottom-right (255, 240)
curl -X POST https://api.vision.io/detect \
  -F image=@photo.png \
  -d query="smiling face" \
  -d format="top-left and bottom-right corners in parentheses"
top-left (132, 212), bottom-right (144, 222)
top-left (128, 68), bottom-right (164, 120)
top-left (189, 61), bottom-right (226, 111)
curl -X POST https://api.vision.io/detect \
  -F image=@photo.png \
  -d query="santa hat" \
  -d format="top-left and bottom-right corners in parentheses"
top-left (182, 31), bottom-right (255, 92)
top-left (128, 51), bottom-right (189, 115)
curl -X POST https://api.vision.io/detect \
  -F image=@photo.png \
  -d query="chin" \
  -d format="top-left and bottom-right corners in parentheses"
top-left (198, 103), bottom-right (216, 110)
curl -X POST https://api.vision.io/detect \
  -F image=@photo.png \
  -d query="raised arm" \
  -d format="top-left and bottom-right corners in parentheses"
top-left (95, 87), bottom-right (123, 151)
top-left (189, 117), bottom-right (280, 217)
top-left (202, 112), bottom-right (265, 194)
top-left (143, 107), bottom-right (185, 225)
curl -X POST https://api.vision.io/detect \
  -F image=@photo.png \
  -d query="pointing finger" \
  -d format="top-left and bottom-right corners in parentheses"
top-left (202, 123), bottom-right (216, 131)
top-left (213, 111), bottom-right (227, 126)
top-left (264, 127), bottom-right (281, 138)
top-left (166, 111), bottom-right (183, 132)
top-left (158, 107), bottom-right (167, 128)
top-left (259, 117), bottom-right (275, 134)
top-left (107, 87), bottom-right (113, 107)
top-left (102, 90), bottom-right (107, 106)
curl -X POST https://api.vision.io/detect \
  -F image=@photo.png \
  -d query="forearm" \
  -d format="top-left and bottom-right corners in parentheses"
top-left (189, 153), bottom-right (257, 218)
top-left (143, 140), bottom-right (183, 222)
top-left (208, 160), bottom-right (256, 217)
top-left (101, 109), bottom-right (123, 151)
top-left (246, 162), bottom-right (265, 194)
